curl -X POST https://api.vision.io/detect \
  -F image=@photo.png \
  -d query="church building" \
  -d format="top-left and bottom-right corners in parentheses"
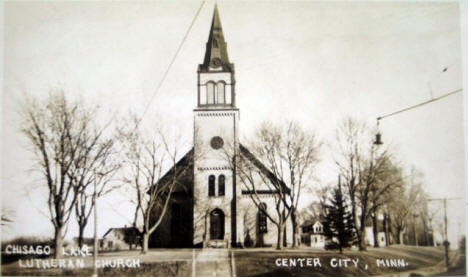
top-left (149, 5), bottom-right (292, 248)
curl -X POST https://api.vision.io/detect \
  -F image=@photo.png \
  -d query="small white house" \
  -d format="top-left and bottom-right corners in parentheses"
top-left (364, 226), bottom-right (387, 247)
top-left (301, 218), bottom-right (326, 249)
top-left (101, 227), bottom-right (141, 251)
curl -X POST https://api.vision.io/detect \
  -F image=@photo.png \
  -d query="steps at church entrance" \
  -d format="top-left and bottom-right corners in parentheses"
top-left (194, 249), bottom-right (234, 277)
top-left (206, 239), bottom-right (229, 248)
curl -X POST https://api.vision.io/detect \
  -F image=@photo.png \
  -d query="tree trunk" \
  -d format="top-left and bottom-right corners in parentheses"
top-left (350, 199), bottom-right (362, 250)
top-left (291, 211), bottom-right (297, 248)
top-left (78, 224), bottom-right (85, 249)
top-left (283, 223), bottom-right (287, 248)
top-left (276, 223), bottom-right (284, 250)
top-left (358, 199), bottom-right (369, 251)
top-left (359, 223), bottom-right (367, 251)
top-left (372, 213), bottom-right (379, 248)
top-left (54, 226), bottom-right (64, 259)
top-left (383, 213), bottom-right (390, 245)
top-left (399, 229), bottom-right (404, 245)
top-left (142, 232), bottom-right (149, 254)
top-left (395, 228), bottom-right (401, 244)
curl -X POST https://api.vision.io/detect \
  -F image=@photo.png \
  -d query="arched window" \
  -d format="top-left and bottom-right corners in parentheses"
top-left (217, 82), bottom-right (225, 104)
top-left (210, 209), bottom-right (225, 240)
top-left (208, 175), bottom-right (215, 196)
top-left (218, 175), bottom-right (225, 196)
top-left (206, 82), bottom-right (215, 104)
top-left (258, 203), bottom-right (267, 233)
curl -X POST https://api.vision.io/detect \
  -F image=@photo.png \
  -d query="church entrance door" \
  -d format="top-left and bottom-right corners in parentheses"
top-left (209, 209), bottom-right (224, 240)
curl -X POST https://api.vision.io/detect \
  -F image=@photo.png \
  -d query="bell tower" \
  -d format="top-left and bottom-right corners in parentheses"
top-left (193, 4), bottom-right (240, 247)
top-left (197, 4), bottom-right (235, 108)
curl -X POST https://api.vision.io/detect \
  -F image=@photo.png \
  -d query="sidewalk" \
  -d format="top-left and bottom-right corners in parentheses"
top-left (194, 249), bottom-right (233, 277)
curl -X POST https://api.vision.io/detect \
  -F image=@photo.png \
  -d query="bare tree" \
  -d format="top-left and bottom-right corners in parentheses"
top-left (299, 200), bottom-right (325, 224)
top-left (368, 158), bottom-right (404, 247)
top-left (334, 118), bottom-right (367, 250)
top-left (234, 144), bottom-right (290, 249)
top-left (389, 188), bottom-right (410, 244)
top-left (119, 118), bottom-right (192, 253)
top-left (21, 91), bottom-right (109, 258)
top-left (279, 122), bottom-right (321, 247)
top-left (356, 136), bottom-right (391, 250)
top-left (334, 117), bottom-right (390, 251)
top-left (228, 121), bottom-right (320, 249)
top-left (73, 135), bottom-right (120, 248)
top-left (405, 168), bottom-right (428, 245)
top-left (386, 168), bottom-right (427, 245)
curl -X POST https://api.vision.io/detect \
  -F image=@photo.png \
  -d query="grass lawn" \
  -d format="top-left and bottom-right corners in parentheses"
top-left (1, 246), bottom-right (460, 277)
top-left (234, 246), bottom-right (450, 277)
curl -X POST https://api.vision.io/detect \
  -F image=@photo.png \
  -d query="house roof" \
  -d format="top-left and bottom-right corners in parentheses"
top-left (239, 144), bottom-right (290, 195)
top-left (150, 145), bottom-right (287, 196)
top-left (148, 148), bottom-right (194, 195)
top-left (103, 227), bottom-right (140, 238)
top-left (301, 216), bottom-right (327, 227)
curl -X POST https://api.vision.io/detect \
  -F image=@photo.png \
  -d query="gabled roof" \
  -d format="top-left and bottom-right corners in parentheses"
top-left (103, 227), bottom-right (140, 238)
top-left (301, 216), bottom-right (327, 227)
top-left (199, 4), bottom-right (233, 72)
top-left (149, 145), bottom-right (287, 196)
top-left (239, 144), bottom-right (290, 195)
top-left (153, 148), bottom-right (193, 192)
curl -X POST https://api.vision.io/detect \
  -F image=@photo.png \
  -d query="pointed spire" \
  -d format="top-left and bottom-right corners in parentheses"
top-left (200, 4), bottom-right (232, 72)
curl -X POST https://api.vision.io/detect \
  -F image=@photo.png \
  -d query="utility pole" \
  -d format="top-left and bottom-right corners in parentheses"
top-left (443, 198), bottom-right (448, 270)
top-left (92, 173), bottom-right (98, 277)
top-left (427, 197), bottom-right (462, 270)
top-left (413, 214), bottom-right (419, 246)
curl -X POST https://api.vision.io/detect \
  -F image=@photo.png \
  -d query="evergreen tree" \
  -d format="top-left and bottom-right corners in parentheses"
top-left (323, 176), bottom-right (356, 253)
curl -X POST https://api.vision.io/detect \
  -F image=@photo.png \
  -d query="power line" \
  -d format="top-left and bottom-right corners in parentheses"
top-left (377, 88), bottom-right (462, 121)
top-left (136, 0), bottom-right (206, 129)
top-left (93, 2), bottom-right (207, 235)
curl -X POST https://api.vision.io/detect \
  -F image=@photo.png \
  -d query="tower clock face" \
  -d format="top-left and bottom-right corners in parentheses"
top-left (210, 136), bottom-right (224, 149)
top-left (212, 58), bottom-right (222, 67)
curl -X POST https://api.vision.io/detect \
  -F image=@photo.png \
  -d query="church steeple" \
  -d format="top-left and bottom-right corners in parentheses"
top-left (196, 4), bottom-right (236, 108)
top-left (199, 4), bottom-right (233, 72)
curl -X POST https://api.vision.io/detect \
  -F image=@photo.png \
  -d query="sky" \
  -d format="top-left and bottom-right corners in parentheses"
top-left (1, 1), bottom-right (466, 246)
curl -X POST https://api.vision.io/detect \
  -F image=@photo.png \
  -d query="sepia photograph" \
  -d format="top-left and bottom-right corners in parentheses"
top-left (1, 1), bottom-right (466, 276)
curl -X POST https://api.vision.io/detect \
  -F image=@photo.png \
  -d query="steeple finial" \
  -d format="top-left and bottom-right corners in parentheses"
top-left (200, 4), bottom-right (232, 72)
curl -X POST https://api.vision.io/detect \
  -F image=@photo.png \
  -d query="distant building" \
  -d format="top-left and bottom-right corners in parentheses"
top-left (364, 217), bottom-right (387, 247)
top-left (101, 226), bottom-right (141, 251)
top-left (301, 217), bottom-right (327, 249)
top-left (364, 226), bottom-right (386, 247)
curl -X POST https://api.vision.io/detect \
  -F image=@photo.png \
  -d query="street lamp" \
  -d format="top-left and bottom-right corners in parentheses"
top-left (374, 119), bottom-right (383, 145)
